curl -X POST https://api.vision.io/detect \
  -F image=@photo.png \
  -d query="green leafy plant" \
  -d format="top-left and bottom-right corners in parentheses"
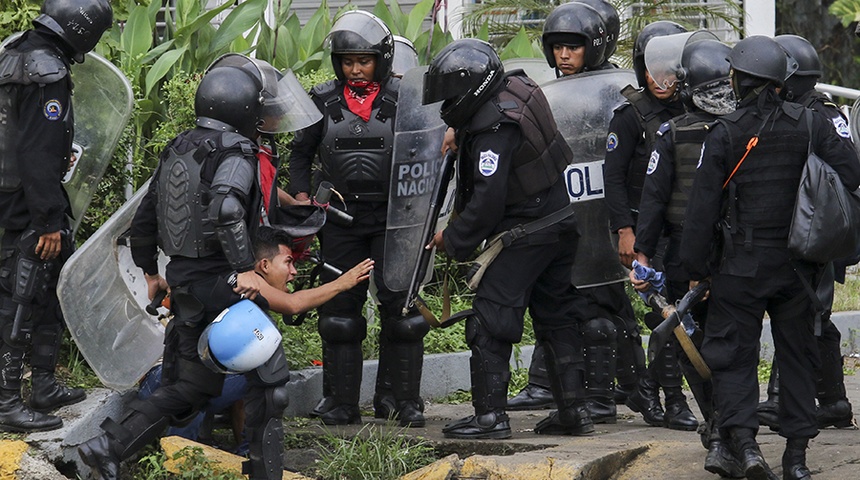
top-left (830, 0), bottom-right (860, 25)
top-left (133, 445), bottom-right (244, 480)
top-left (315, 423), bottom-right (437, 480)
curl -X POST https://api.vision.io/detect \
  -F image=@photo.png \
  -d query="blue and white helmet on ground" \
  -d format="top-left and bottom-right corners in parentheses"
top-left (198, 299), bottom-right (282, 374)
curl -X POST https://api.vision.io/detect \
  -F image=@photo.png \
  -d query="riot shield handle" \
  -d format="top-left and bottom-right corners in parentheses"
top-left (403, 151), bottom-right (457, 320)
top-left (314, 181), bottom-right (353, 228)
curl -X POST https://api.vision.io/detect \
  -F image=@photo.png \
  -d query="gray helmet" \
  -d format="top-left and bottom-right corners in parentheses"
top-left (574, 0), bottom-right (620, 60)
top-left (33, 0), bottom-right (112, 63)
top-left (542, 2), bottom-right (606, 70)
top-left (423, 39), bottom-right (504, 129)
top-left (727, 35), bottom-right (794, 87)
top-left (774, 34), bottom-right (822, 78)
top-left (633, 21), bottom-right (687, 87)
top-left (327, 10), bottom-right (394, 82)
top-left (681, 40), bottom-right (734, 115)
top-left (392, 35), bottom-right (419, 77)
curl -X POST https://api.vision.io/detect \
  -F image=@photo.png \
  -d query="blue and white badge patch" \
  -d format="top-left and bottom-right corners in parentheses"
top-left (43, 99), bottom-right (62, 120)
top-left (479, 149), bottom-right (499, 177)
top-left (646, 150), bottom-right (660, 175)
top-left (606, 132), bottom-right (619, 151)
top-left (832, 116), bottom-right (850, 138)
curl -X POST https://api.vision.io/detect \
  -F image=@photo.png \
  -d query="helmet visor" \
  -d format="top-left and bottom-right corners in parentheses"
top-left (645, 31), bottom-right (718, 89)
top-left (422, 69), bottom-right (472, 105)
top-left (259, 69), bottom-right (322, 133)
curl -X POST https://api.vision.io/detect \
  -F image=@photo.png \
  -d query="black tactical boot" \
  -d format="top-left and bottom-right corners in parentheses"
top-left (507, 383), bottom-right (555, 410)
top-left (318, 342), bottom-right (363, 426)
top-left (534, 404), bottom-right (595, 436)
top-left (757, 360), bottom-right (780, 431)
top-left (663, 386), bottom-right (698, 431)
top-left (443, 411), bottom-right (511, 439)
top-left (782, 438), bottom-right (812, 480)
top-left (0, 345), bottom-right (62, 432)
top-left (508, 343), bottom-right (554, 410)
top-left (30, 368), bottom-right (86, 412)
top-left (613, 383), bottom-right (636, 404)
top-left (816, 399), bottom-right (854, 429)
top-left (704, 425), bottom-right (743, 478)
top-left (731, 428), bottom-right (778, 480)
top-left (386, 339), bottom-right (427, 427)
top-left (79, 412), bottom-right (168, 480)
top-left (626, 375), bottom-right (664, 426)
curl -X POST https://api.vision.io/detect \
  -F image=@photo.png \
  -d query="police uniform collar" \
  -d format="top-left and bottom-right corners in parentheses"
top-left (196, 116), bottom-right (240, 133)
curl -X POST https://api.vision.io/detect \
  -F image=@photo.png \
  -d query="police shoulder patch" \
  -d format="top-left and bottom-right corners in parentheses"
top-left (43, 99), bottom-right (62, 120)
top-left (832, 116), bottom-right (850, 138)
top-left (479, 150), bottom-right (499, 177)
top-left (606, 132), bottom-right (619, 152)
top-left (646, 150), bottom-right (660, 175)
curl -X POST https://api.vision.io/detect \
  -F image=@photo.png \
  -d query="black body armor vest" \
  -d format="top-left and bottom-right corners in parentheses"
top-left (665, 112), bottom-right (713, 227)
top-left (315, 79), bottom-right (398, 202)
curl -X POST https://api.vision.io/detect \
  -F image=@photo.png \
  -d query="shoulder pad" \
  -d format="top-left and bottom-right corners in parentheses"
top-left (613, 101), bottom-right (633, 114)
top-left (0, 51), bottom-right (25, 86)
top-left (23, 48), bottom-right (68, 85)
top-left (720, 108), bottom-right (747, 123)
top-left (656, 121), bottom-right (671, 136)
top-left (220, 132), bottom-right (256, 154)
top-left (383, 76), bottom-right (400, 96)
top-left (781, 101), bottom-right (804, 120)
top-left (311, 80), bottom-right (339, 100)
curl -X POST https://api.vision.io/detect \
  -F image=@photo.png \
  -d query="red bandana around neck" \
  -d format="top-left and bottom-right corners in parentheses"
top-left (344, 80), bottom-right (381, 122)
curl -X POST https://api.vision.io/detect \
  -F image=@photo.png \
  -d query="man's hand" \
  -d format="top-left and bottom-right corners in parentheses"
top-left (689, 279), bottom-right (711, 300)
top-left (441, 127), bottom-right (458, 155)
top-left (336, 258), bottom-right (374, 290)
top-left (234, 270), bottom-right (265, 299)
top-left (35, 231), bottom-right (62, 260)
top-left (426, 229), bottom-right (446, 253)
top-left (617, 227), bottom-right (636, 268)
top-left (293, 192), bottom-right (312, 206)
top-left (144, 273), bottom-right (169, 301)
top-left (628, 252), bottom-right (651, 292)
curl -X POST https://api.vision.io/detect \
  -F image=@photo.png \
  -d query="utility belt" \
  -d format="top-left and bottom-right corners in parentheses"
top-left (466, 203), bottom-right (576, 291)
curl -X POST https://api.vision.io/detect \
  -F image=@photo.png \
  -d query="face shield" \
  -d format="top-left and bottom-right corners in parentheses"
top-left (205, 54), bottom-right (322, 133)
top-left (644, 31), bottom-right (719, 90)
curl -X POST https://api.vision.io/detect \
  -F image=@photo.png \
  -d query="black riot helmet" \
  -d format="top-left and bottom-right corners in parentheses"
top-left (574, 0), bottom-right (620, 60)
top-left (542, 2), bottom-right (606, 70)
top-left (774, 34), bottom-right (822, 78)
top-left (33, 0), bottom-right (112, 63)
top-left (195, 54), bottom-right (322, 139)
top-left (423, 39), bottom-right (504, 129)
top-left (727, 35), bottom-right (794, 88)
top-left (681, 40), bottom-right (734, 115)
top-left (392, 35), bottom-right (419, 77)
top-left (633, 21), bottom-right (687, 87)
top-left (327, 10), bottom-right (394, 82)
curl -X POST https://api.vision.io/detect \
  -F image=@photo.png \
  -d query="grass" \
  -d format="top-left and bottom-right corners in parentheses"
top-left (833, 274), bottom-right (860, 313)
top-left (314, 423), bottom-right (437, 480)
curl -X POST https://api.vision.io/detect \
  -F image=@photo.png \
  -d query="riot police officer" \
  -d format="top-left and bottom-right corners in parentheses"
top-left (0, 0), bottom-right (112, 433)
top-left (424, 38), bottom-right (594, 439)
top-left (507, 1), bottom-right (643, 426)
top-left (754, 34), bottom-right (855, 434)
top-left (680, 36), bottom-right (860, 480)
top-left (573, 0), bottom-right (620, 70)
top-left (602, 20), bottom-right (699, 431)
top-left (77, 54), bottom-right (316, 480)
top-left (287, 11), bottom-right (429, 427)
top-left (632, 35), bottom-right (737, 476)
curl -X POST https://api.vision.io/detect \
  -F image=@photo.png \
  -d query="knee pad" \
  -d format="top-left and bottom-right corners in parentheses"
top-left (581, 317), bottom-right (617, 345)
top-left (250, 346), bottom-right (291, 387)
top-left (318, 315), bottom-right (366, 343)
top-left (387, 314), bottom-right (430, 342)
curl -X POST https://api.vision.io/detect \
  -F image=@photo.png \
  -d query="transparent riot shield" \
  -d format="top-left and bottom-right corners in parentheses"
top-left (502, 57), bottom-right (557, 86)
top-left (67, 52), bottom-right (134, 233)
top-left (383, 66), bottom-right (448, 292)
top-left (58, 181), bottom-right (168, 390)
top-left (542, 69), bottom-right (637, 288)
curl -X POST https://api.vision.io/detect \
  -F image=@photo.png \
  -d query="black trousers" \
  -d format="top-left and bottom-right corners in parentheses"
top-left (702, 246), bottom-right (819, 439)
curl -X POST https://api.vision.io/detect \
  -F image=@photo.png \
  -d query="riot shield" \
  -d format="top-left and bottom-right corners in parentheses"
top-left (542, 69), bottom-right (636, 288)
top-left (502, 58), bottom-right (557, 86)
top-left (383, 66), bottom-right (448, 292)
top-left (67, 52), bottom-right (134, 233)
top-left (58, 181), bottom-right (168, 390)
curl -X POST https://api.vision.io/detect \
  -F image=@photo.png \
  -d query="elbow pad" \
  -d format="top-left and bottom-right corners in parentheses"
top-left (210, 155), bottom-right (256, 271)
